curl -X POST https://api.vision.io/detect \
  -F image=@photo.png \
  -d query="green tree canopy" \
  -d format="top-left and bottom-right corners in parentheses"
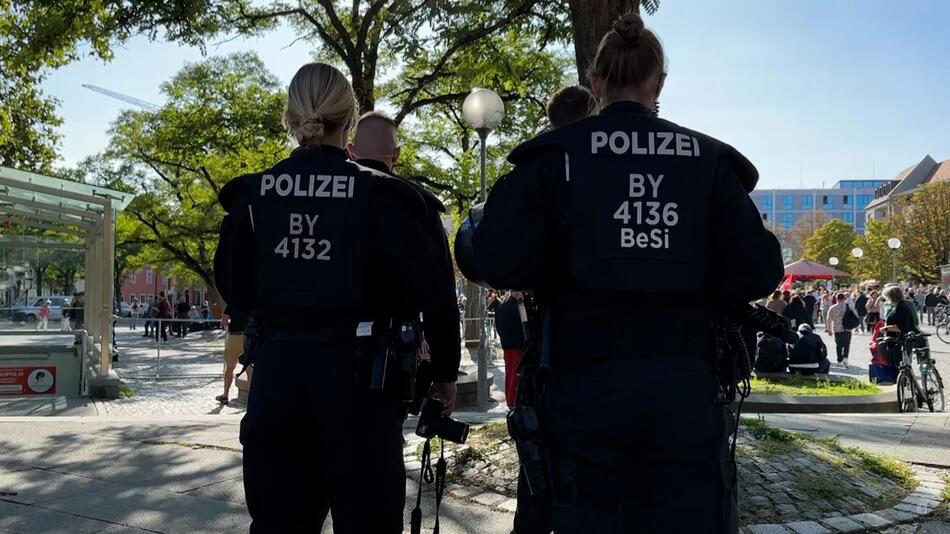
top-left (93, 52), bottom-right (288, 304)
top-left (803, 219), bottom-right (858, 274)
top-left (889, 181), bottom-right (950, 282)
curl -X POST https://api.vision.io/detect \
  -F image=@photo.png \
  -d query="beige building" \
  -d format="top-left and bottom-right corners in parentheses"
top-left (866, 155), bottom-right (950, 221)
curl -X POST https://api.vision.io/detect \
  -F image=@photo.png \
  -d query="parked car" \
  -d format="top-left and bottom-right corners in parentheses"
top-left (13, 296), bottom-right (71, 322)
top-left (117, 301), bottom-right (150, 317)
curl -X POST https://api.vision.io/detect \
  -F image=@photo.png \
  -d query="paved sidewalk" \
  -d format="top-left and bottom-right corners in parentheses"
top-left (0, 416), bottom-right (514, 533)
top-left (759, 413), bottom-right (950, 467)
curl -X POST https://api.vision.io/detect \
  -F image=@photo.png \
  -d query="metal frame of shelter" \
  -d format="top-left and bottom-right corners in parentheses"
top-left (0, 166), bottom-right (134, 379)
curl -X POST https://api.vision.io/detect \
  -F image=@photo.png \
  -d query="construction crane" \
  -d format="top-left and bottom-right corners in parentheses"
top-left (81, 84), bottom-right (161, 112)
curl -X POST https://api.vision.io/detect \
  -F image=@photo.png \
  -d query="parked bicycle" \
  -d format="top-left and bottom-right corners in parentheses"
top-left (878, 332), bottom-right (944, 413)
top-left (934, 304), bottom-right (950, 344)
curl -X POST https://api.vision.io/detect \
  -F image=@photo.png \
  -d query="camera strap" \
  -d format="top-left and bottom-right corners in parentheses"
top-left (410, 438), bottom-right (447, 534)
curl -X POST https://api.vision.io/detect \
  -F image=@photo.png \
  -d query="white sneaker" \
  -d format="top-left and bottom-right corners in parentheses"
top-left (842, 358), bottom-right (849, 369)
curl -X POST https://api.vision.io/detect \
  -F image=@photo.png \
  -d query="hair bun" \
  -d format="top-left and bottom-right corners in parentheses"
top-left (613, 13), bottom-right (645, 43)
top-left (294, 115), bottom-right (325, 143)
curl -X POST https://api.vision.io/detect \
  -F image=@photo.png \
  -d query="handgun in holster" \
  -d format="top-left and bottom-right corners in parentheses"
top-left (507, 295), bottom-right (553, 503)
top-left (235, 315), bottom-right (260, 378)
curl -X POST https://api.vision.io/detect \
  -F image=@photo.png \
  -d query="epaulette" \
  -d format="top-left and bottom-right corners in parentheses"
top-left (352, 162), bottom-right (428, 217)
top-left (723, 145), bottom-right (759, 193)
top-left (218, 174), bottom-right (256, 211)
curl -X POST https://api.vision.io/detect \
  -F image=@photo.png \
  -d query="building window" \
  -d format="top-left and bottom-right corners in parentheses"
top-left (783, 195), bottom-right (793, 209)
top-left (822, 195), bottom-right (831, 208)
top-left (146, 270), bottom-right (153, 284)
top-left (762, 196), bottom-right (773, 209)
top-left (802, 196), bottom-right (813, 209)
top-left (140, 294), bottom-right (146, 304)
top-left (129, 270), bottom-right (137, 283)
top-left (843, 213), bottom-right (854, 223)
top-left (843, 195), bottom-right (850, 206)
top-left (782, 213), bottom-right (793, 228)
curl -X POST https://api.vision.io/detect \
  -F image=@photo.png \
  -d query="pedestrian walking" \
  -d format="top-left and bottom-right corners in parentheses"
top-left (494, 290), bottom-right (526, 408)
top-left (214, 62), bottom-right (460, 532)
top-left (175, 295), bottom-right (190, 338)
top-left (154, 293), bottom-right (170, 343)
top-left (130, 298), bottom-right (140, 330)
top-left (464, 13), bottom-right (783, 532)
top-left (854, 290), bottom-right (869, 334)
top-left (914, 289), bottom-right (927, 324)
top-left (60, 298), bottom-right (72, 331)
top-left (36, 299), bottom-right (50, 331)
top-left (216, 306), bottom-right (247, 405)
top-left (826, 293), bottom-right (855, 368)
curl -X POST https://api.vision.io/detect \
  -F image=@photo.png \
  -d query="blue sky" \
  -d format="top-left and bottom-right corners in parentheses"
top-left (42, 0), bottom-right (950, 189)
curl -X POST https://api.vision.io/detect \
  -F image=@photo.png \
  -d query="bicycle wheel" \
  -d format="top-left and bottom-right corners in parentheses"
top-left (897, 372), bottom-right (918, 413)
top-left (936, 322), bottom-right (950, 344)
top-left (924, 366), bottom-right (946, 413)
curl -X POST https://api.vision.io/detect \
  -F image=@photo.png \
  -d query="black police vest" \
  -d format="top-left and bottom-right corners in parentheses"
top-left (509, 112), bottom-right (755, 293)
top-left (235, 148), bottom-right (421, 315)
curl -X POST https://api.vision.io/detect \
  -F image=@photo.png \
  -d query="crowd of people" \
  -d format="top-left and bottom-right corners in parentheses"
top-left (128, 292), bottom-right (217, 342)
top-left (754, 281), bottom-right (948, 382)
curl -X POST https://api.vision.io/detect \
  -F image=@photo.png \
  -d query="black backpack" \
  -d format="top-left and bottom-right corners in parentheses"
top-left (755, 334), bottom-right (788, 373)
top-left (842, 306), bottom-right (860, 330)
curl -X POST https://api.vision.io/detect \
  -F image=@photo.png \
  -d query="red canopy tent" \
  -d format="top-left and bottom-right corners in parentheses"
top-left (780, 260), bottom-right (851, 290)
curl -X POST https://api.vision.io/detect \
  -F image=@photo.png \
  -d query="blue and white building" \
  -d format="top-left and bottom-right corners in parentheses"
top-left (750, 180), bottom-right (894, 235)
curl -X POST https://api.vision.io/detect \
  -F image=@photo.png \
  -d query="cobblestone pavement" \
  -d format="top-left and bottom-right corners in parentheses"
top-left (413, 421), bottom-right (950, 533)
top-left (95, 326), bottom-right (248, 416)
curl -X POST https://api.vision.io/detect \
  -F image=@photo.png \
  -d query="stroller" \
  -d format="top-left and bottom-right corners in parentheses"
top-left (868, 320), bottom-right (897, 383)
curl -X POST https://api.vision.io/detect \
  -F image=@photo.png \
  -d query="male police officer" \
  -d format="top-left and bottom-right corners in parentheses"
top-left (215, 63), bottom-right (458, 533)
top-left (546, 85), bottom-right (598, 129)
top-left (347, 111), bottom-right (462, 377)
top-left (469, 15), bottom-right (783, 533)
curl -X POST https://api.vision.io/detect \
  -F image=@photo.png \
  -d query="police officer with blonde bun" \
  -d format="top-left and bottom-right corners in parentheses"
top-left (471, 14), bottom-right (783, 533)
top-left (215, 62), bottom-right (458, 533)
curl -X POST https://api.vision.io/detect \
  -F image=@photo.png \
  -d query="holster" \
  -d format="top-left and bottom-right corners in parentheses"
top-left (353, 319), bottom-right (425, 417)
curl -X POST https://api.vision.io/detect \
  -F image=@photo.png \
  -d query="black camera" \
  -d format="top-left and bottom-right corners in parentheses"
top-left (415, 398), bottom-right (470, 444)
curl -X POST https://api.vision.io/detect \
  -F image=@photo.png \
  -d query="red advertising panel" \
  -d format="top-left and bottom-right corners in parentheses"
top-left (0, 367), bottom-right (57, 396)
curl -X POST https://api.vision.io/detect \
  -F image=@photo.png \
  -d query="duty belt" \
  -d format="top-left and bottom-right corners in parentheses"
top-left (260, 325), bottom-right (356, 342)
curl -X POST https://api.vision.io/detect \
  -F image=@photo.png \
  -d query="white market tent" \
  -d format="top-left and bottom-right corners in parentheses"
top-left (0, 165), bottom-right (134, 378)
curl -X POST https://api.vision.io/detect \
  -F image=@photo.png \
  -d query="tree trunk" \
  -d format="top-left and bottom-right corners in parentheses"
top-left (569, 0), bottom-right (641, 86)
top-left (463, 279), bottom-right (482, 349)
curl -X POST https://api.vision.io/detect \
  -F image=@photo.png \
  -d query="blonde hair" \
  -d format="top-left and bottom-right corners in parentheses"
top-left (283, 63), bottom-right (358, 146)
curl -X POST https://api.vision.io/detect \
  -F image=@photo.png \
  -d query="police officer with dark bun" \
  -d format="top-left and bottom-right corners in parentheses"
top-left (214, 62), bottom-right (459, 533)
top-left (470, 14), bottom-right (783, 533)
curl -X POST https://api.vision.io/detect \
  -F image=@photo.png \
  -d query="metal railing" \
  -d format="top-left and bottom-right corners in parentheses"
top-left (111, 317), bottom-right (225, 379)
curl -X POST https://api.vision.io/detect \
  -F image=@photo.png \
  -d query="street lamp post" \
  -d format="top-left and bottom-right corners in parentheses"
top-left (887, 238), bottom-right (902, 284)
top-left (851, 247), bottom-right (864, 278)
top-left (462, 88), bottom-right (505, 411)
top-left (829, 257), bottom-right (839, 289)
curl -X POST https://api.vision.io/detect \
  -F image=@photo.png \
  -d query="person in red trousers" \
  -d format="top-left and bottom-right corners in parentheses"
top-left (493, 290), bottom-right (526, 407)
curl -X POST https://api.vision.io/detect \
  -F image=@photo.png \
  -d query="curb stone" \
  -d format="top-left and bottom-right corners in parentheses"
top-left (746, 466), bottom-right (948, 533)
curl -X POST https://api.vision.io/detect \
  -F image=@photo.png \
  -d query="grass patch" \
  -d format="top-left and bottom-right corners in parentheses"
top-left (794, 470), bottom-right (850, 500)
top-left (118, 382), bottom-right (135, 398)
top-left (750, 376), bottom-right (881, 397)
top-left (847, 447), bottom-right (917, 489)
top-left (741, 416), bottom-right (799, 443)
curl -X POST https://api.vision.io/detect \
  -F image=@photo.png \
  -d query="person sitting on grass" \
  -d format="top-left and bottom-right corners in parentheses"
top-left (788, 323), bottom-right (830, 376)
top-left (754, 331), bottom-right (788, 373)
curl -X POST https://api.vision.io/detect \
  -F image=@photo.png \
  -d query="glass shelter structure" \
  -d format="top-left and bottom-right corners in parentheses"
top-left (0, 166), bottom-right (134, 393)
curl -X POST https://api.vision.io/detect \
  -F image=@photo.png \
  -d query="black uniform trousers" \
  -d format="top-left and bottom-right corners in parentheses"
top-left (515, 356), bottom-right (736, 534)
top-left (240, 339), bottom-right (405, 533)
